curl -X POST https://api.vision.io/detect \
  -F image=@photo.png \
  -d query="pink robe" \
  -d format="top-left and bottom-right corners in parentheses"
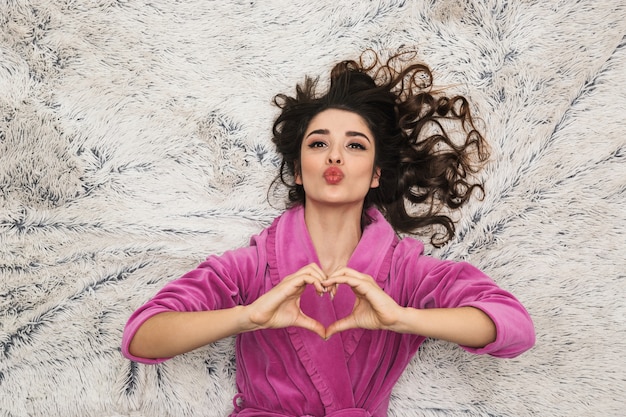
top-left (122, 206), bottom-right (535, 416)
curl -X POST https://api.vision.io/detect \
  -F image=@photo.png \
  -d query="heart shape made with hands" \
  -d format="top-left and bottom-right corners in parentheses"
top-left (299, 282), bottom-right (355, 329)
top-left (300, 276), bottom-right (370, 338)
top-left (262, 265), bottom-right (398, 339)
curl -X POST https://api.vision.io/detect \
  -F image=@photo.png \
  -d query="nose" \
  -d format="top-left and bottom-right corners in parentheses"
top-left (327, 144), bottom-right (342, 164)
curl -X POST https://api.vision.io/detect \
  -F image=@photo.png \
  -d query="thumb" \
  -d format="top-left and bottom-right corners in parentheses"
top-left (325, 315), bottom-right (356, 339)
top-left (294, 313), bottom-right (326, 339)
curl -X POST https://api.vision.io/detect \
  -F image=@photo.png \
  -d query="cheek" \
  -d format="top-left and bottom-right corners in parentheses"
top-left (295, 155), bottom-right (314, 186)
top-left (296, 155), bottom-right (315, 180)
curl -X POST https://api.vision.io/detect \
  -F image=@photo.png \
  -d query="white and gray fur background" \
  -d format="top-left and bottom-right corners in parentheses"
top-left (1, 1), bottom-right (625, 416)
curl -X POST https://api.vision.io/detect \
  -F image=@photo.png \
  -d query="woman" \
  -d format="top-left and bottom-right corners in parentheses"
top-left (122, 51), bottom-right (535, 417)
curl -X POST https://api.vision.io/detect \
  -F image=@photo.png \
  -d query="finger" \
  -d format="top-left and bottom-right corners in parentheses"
top-left (282, 272), bottom-right (326, 296)
top-left (330, 283), bottom-right (338, 300)
top-left (308, 262), bottom-right (327, 279)
top-left (284, 263), bottom-right (323, 282)
top-left (326, 268), bottom-right (378, 291)
top-left (324, 273), bottom-right (365, 289)
top-left (313, 263), bottom-right (331, 280)
top-left (302, 274), bottom-right (328, 295)
top-left (328, 267), bottom-right (369, 281)
top-left (288, 264), bottom-right (328, 294)
top-left (298, 263), bottom-right (327, 282)
top-left (325, 315), bottom-right (357, 339)
top-left (294, 313), bottom-right (326, 339)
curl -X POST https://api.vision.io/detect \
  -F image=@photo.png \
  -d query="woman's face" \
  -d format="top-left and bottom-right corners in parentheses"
top-left (296, 108), bottom-right (380, 208)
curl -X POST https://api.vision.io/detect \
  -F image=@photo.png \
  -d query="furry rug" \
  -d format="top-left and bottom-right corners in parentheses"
top-left (1, 1), bottom-right (625, 416)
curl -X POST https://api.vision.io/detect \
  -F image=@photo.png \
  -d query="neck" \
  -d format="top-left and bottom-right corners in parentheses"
top-left (302, 201), bottom-right (364, 275)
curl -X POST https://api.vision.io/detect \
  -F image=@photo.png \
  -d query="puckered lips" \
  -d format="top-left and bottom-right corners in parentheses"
top-left (323, 167), bottom-right (344, 184)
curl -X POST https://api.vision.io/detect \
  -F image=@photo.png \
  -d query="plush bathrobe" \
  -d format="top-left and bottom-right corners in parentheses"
top-left (122, 206), bottom-right (535, 417)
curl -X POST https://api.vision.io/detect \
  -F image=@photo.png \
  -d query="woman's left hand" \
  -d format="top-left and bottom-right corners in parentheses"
top-left (323, 267), bottom-right (403, 338)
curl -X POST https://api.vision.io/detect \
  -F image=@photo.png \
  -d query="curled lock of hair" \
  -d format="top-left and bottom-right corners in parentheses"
top-left (270, 50), bottom-right (490, 247)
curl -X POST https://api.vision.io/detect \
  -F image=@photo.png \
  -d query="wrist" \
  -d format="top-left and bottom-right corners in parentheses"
top-left (238, 304), bottom-right (264, 333)
top-left (389, 306), bottom-right (421, 334)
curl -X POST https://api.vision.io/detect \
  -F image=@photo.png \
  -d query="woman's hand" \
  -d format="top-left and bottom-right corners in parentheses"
top-left (244, 263), bottom-right (328, 338)
top-left (324, 267), bottom-right (403, 338)
top-left (322, 267), bottom-right (496, 347)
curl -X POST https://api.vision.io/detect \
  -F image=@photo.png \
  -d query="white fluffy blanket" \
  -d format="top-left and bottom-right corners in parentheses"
top-left (1, 1), bottom-right (625, 416)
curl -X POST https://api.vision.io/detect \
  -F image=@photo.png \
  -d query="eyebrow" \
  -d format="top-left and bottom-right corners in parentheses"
top-left (305, 129), bottom-right (372, 143)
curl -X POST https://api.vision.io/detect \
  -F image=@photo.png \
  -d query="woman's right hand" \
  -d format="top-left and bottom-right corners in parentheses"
top-left (244, 263), bottom-right (328, 338)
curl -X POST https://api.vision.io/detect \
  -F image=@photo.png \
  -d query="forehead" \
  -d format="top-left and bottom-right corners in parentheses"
top-left (305, 108), bottom-right (372, 135)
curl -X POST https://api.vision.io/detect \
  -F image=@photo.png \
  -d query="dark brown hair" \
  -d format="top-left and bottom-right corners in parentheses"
top-left (271, 50), bottom-right (489, 247)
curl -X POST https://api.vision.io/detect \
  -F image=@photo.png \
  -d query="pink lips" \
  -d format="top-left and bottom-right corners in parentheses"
top-left (323, 167), bottom-right (344, 184)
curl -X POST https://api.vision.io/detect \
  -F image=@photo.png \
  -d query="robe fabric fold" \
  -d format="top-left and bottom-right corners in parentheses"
top-left (122, 206), bottom-right (535, 416)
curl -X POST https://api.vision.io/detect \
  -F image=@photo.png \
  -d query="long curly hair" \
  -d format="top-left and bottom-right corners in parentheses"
top-left (270, 50), bottom-right (489, 247)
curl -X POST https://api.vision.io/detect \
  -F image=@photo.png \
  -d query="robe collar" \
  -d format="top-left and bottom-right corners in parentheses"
top-left (268, 205), bottom-right (397, 287)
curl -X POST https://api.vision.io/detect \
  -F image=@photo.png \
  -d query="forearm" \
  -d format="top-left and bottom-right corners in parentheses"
top-left (393, 306), bottom-right (497, 348)
top-left (128, 306), bottom-right (254, 359)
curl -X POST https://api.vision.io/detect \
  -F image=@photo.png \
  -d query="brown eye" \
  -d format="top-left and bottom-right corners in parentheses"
top-left (348, 143), bottom-right (366, 150)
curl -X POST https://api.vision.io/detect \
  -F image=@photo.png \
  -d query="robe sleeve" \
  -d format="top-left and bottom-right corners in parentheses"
top-left (121, 244), bottom-right (262, 364)
top-left (393, 239), bottom-right (535, 358)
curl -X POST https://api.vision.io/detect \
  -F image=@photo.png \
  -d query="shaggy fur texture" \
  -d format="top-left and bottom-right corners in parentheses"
top-left (1, 1), bottom-right (625, 416)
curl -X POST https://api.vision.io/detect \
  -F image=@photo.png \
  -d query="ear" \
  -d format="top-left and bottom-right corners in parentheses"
top-left (370, 167), bottom-right (381, 188)
top-left (294, 161), bottom-right (302, 185)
